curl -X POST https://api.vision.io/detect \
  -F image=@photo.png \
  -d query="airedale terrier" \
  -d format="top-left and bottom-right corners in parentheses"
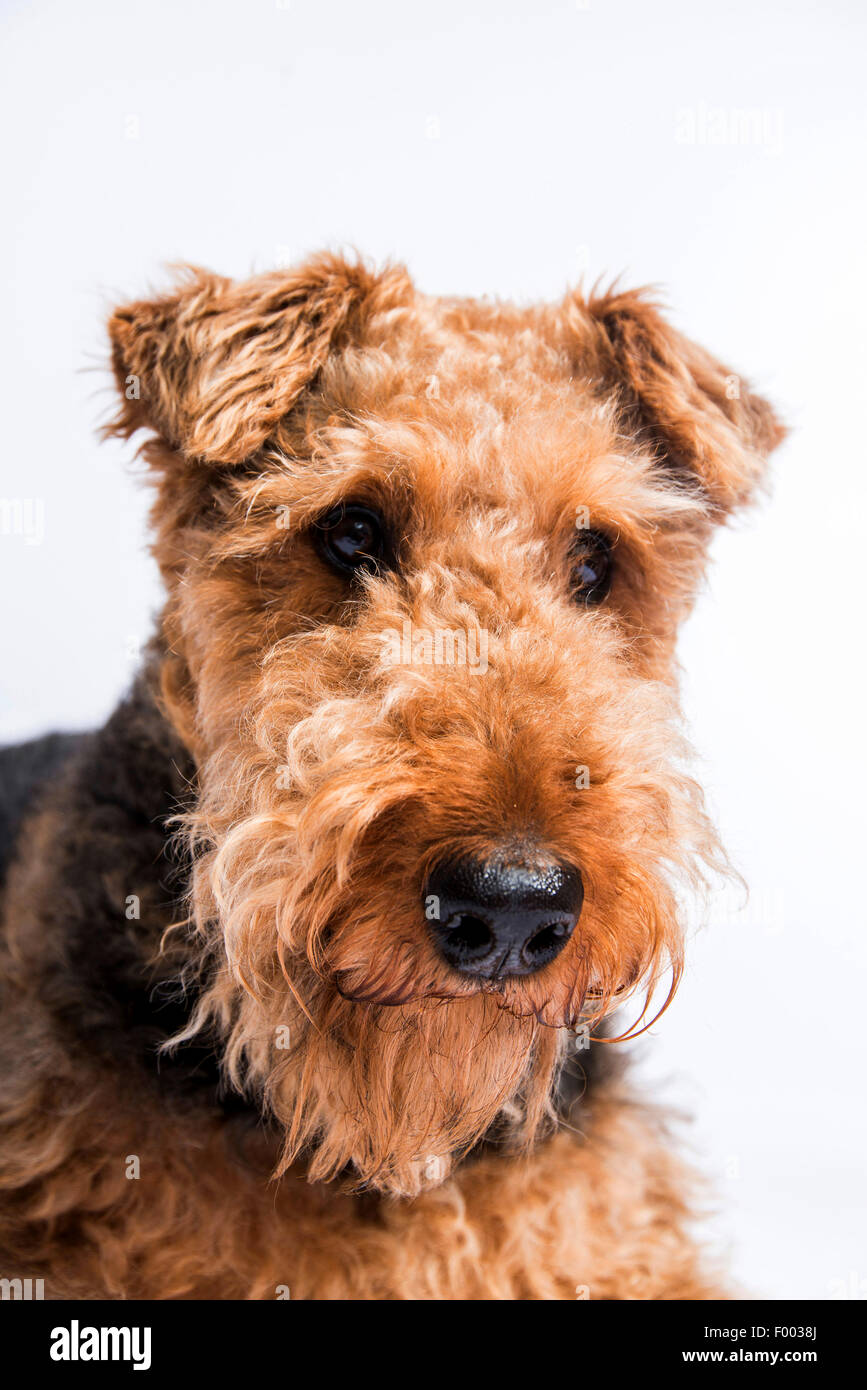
top-left (0, 255), bottom-right (783, 1299)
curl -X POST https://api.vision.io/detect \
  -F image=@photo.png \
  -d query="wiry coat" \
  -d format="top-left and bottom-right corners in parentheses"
top-left (0, 255), bottom-right (783, 1298)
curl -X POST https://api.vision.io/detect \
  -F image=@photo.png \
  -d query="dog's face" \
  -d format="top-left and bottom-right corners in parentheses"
top-left (109, 256), bottom-right (783, 1195)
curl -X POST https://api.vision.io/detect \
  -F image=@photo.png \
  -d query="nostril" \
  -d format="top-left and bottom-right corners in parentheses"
top-left (521, 916), bottom-right (575, 964)
top-left (443, 913), bottom-right (494, 956)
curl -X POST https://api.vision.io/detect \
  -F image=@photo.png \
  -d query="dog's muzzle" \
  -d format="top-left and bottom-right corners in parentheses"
top-left (424, 853), bottom-right (583, 979)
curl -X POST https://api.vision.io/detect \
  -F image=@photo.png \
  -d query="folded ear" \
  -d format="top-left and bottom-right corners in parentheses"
top-left (108, 254), bottom-right (411, 465)
top-left (567, 287), bottom-right (786, 516)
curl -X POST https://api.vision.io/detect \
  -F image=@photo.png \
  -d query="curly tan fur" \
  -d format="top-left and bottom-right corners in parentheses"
top-left (0, 254), bottom-right (783, 1298)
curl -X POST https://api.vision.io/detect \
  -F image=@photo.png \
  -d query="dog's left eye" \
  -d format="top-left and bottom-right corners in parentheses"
top-left (315, 503), bottom-right (389, 577)
top-left (568, 530), bottom-right (613, 605)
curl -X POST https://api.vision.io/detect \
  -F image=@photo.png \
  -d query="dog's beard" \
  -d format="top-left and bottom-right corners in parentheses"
top-left (165, 623), bottom-right (723, 1197)
top-left (258, 986), bottom-right (564, 1196)
top-left (172, 789), bottom-right (575, 1197)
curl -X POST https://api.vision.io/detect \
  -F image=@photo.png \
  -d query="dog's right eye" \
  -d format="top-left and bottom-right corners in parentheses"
top-left (314, 503), bottom-right (390, 577)
top-left (568, 529), bottom-right (613, 605)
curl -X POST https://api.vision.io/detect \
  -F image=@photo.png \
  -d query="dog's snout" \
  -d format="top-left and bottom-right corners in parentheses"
top-left (425, 853), bottom-right (583, 979)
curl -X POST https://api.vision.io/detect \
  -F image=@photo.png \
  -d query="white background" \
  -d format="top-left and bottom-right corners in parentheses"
top-left (1, 0), bottom-right (865, 1299)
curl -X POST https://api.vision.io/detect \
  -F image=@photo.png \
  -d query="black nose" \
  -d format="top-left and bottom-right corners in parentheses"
top-left (425, 853), bottom-right (583, 980)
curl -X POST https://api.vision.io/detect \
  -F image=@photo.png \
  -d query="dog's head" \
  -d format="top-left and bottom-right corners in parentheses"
top-left (109, 255), bottom-right (784, 1195)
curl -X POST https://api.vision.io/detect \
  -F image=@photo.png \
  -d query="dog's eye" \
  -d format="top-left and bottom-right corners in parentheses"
top-left (315, 503), bottom-right (389, 577)
top-left (568, 530), bottom-right (613, 605)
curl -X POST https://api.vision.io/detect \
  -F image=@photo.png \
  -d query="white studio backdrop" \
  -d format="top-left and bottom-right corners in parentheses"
top-left (1, 0), bottom-right (865, 1299)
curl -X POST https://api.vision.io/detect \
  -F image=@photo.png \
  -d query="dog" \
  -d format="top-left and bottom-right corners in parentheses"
top-left (0, 254), bottom-right (784, 1299)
